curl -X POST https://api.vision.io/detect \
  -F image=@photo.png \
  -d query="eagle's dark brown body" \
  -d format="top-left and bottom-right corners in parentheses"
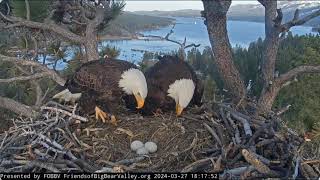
top-left (141, 55), bottom-right (203, 115)
top-left (65, 59), bottom-right (137, 115)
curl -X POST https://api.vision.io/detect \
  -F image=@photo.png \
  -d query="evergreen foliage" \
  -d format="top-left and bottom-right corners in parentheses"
top-left (185, 34), bottom-right (320, 133)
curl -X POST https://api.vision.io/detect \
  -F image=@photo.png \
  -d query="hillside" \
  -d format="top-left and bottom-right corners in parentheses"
top-left (101, 12), bottom-right (175, 38)
top-left (134, 1), bottom-right (320, 27)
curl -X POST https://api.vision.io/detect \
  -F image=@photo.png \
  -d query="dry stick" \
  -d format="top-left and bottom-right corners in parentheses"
top-left (61, 119), bottom-right (81, 147)
top-left (247, 123), bottom-right (269, 146)
top-left (55, 128), bottom-right (73, 145)
top-left (33, 149), bottom-right (53, 159)
top-left (28, 160), bottom-right (60, 173)
top-left (301, 163), bottom-right (318, 178)
top-left (226, 112), bottom-right (241, 144)
top-left (221, 166), bottom-right (255, 177)
top-left (73, 159), bottom-right (97, 172)
top-left (45, 101), bottom-right (73, 112)
top-left (95, 167), bottom-right (113, 173)
top-left (0, 160), bottom-right (29, 166)
top-left (242, 149), bottom-right (279, 177)
top-left (302, 160), bottom-right (320, 165)
top-left (0, 132), bottom-right (21, 152)
top-left (0, 132), bottom-right (8, 149)
top-left (24, 131), bottom-right (63, 150)
top-left (203, 123), bottom-right (222, 147)
top-left (41, 106), bottom-right (88, 122)
top-left (55, 160), bottom-right (82, 170)
top-left (218, 103), bottom-right (264, 126)
top-left (181, 158), bottom-right (216, 172)
top-left (230, 113), bottom-right (252, 137)
top-left (292, 156), bottom-right (301, 180)
top-left (97, 160), bottom-right (132, 171)
top-left (219, 108), bottom-right (234, 137)
top-left (256, 139), bottom-right (276, 147)
top-left (115, 157), bottom-right (145, 165)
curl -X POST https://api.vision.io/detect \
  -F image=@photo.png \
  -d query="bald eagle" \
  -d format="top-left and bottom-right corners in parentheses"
top-left (53, 58), bottom-right (148, 125)
top-left (141, 55), bottom-right (203, 116)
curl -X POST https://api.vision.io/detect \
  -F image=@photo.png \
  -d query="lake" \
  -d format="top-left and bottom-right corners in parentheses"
top-left (55, 17), bottom-right (316, 70)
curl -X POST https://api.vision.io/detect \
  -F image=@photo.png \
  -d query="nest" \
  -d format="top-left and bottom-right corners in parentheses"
top-left (0, 101), bottom-right (319, 179)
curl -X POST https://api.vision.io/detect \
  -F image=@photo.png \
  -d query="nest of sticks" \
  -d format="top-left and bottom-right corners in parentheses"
top-left (0, 101), bottom-right (319, 179)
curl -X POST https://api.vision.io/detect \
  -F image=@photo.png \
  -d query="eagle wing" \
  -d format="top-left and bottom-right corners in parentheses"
top-left (67, 59), bottom-right (137, 96)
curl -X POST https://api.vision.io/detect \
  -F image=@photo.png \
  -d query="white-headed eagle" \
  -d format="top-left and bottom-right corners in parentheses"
top-left (53, 58), bottom-right (148, 125)
top-left (141, 55), bottom-right (203, 116)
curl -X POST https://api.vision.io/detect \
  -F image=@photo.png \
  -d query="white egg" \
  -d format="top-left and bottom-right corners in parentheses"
top-left (144, 141), bottom-right (158, 153)
top-left (136, 147), bottom-right (149, 155)
top-left (130, 140), bottom-right (144, 151)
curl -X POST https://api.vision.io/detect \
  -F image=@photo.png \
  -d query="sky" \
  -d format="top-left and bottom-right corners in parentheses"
top-left (124, 1), bottom-right (259, 12)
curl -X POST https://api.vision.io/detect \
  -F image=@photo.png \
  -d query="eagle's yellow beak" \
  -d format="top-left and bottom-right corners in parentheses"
top-left (176, 103), bottom-right (184, 116)
top-left (134, 93), bottom-right (144, 109)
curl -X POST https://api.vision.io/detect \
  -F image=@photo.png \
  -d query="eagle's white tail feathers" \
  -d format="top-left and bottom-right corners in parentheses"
top-left (53, 89), bottom-right (81, 104)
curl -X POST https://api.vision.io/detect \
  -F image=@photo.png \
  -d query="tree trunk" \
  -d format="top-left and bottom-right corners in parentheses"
top-left (202, 1), bottom-right (246, 100)
top-left (257, 1), bottom-right (280, 114)
top-left (257, 85), bottom-right (280, 115)
top-left (84, 35), bottom-right (99, 62)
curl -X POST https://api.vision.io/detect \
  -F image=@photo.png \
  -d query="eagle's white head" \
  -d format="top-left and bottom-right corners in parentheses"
top-left (167, 79), bottom-right (195, 116)
top-left (119, 68), bottom-right (148, 109)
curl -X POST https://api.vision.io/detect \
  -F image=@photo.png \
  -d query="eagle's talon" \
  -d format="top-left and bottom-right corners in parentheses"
top-left (110, 115), bottom-right (117, 126)
top-left (95, 106), bottom-right (107, 123)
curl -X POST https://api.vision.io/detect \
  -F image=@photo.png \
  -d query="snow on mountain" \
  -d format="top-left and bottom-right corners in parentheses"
top-left (278, 1), bottom-right (320, 12)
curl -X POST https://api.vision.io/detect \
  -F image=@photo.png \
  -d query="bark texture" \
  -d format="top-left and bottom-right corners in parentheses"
top-left (202, 0), bottom-right (320, 115)
top-left (0, 96), bottom-right (38, 118)
top-left (202, 0), bottom-right (246, 100)
top-left (257, 1), bottom-right (320, 114)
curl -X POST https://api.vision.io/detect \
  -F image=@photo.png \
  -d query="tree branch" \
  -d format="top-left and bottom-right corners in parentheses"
top-left (25, 0), bottom-right (31, 21)
top-left (0, 54), bottom-right (66, 86)
top-left (15, 65), bottom-right (43, 106)
top-left (258, 0), bottom-right (268, 7)
top-left (140, 24), bottom-right (200, 56)
top-left (0, 72), bottom-right (49, 83)
top-left (85, 6), bottom-right (105, 36)
top-left (0, 96), bottom-right (38, 118)
top-left (0, 12), bottom-right (84, 44)
top-left (276, 65), bottom-right (320, 86)
top-left (281, 9), bottom-right (320, 32)
top-left (185, 43), bottom-right (201, 49)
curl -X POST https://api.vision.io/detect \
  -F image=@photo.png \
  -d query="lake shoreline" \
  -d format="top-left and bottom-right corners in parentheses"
top-left (100, 18), bottom-right (176, 41)
top-left (100, 18), bottom-right (317, 42)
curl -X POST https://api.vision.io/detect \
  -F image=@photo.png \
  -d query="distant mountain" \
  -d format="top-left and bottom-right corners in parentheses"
top-left (133, 1), bottom-right (320, 27)
top-left (133, 9), bottom-right (201, 18)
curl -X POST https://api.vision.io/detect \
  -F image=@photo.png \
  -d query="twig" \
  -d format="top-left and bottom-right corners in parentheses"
top-left (41, 106), bottom-right (88, 122)
top-left (221, 166), bottom-right (255, 178)
top-left (226, 112), bottom-right (241, 144)
top-left (181, 158), bottom-right (216, 172)
top-left (115, 157), bottom-right (146, 165)
top-left (28, 160), bottom-right (60, 173)
top-left (231, 113), bottom-right (252, 137)
top-left (292, 156), bottom-right (300, 180)
top-left (0, 131), bottom-right (8, 149)
top-left (203, 123), bottom-right (222, 147)
top-left (301, 160), bottom-right (320, 165)
top-left (276, 104), bottom-right (291, 116)
top-left (242, 149), bottom-right (278, 177)
top-left (219, 108), bottom-right (233, 138)
top-left (95, 167), bottom-right (113, 173)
